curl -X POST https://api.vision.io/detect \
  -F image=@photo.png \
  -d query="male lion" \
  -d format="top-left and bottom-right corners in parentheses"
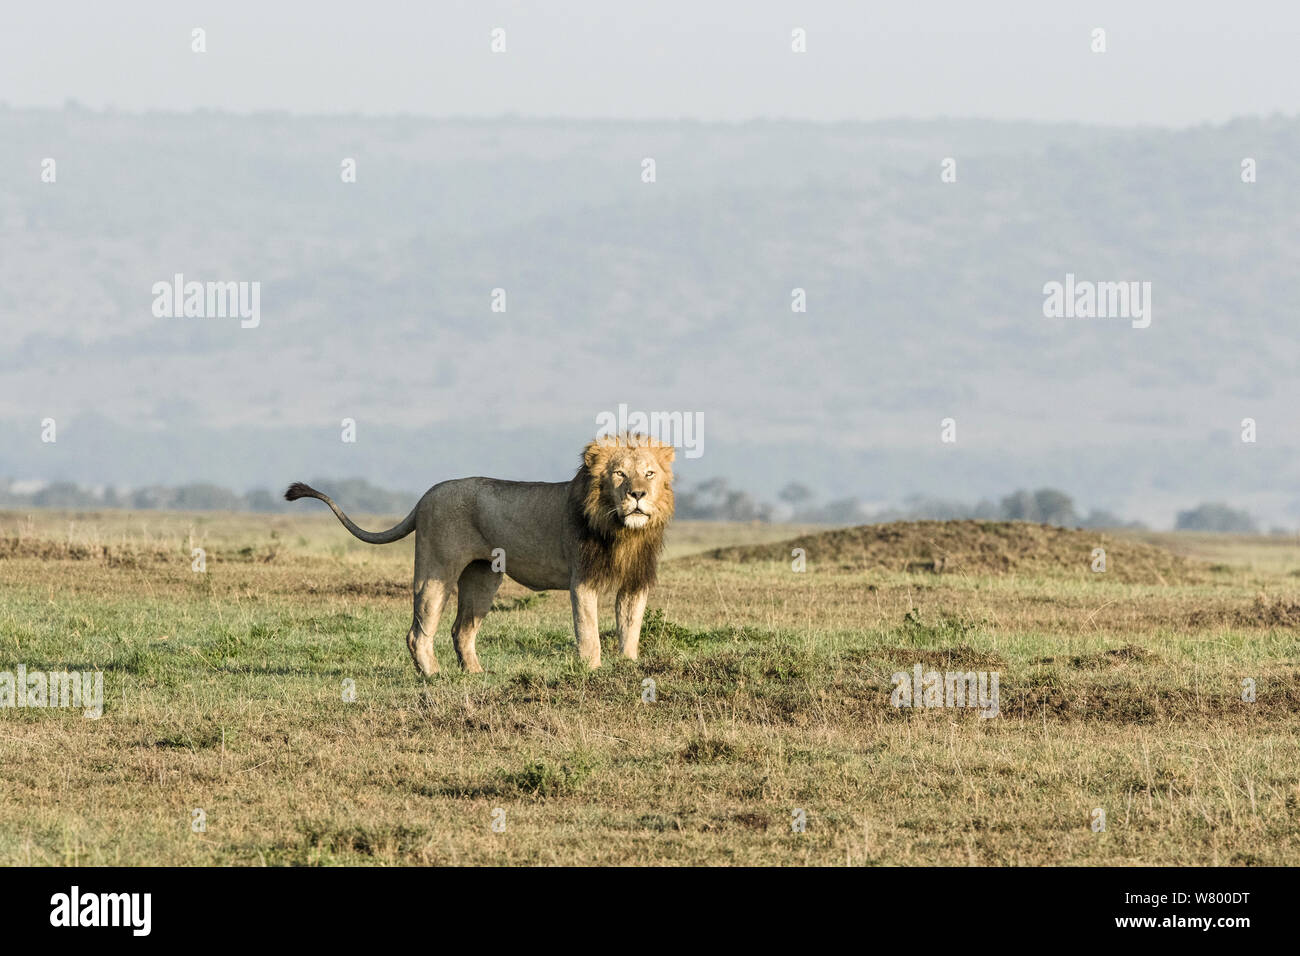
top-left (284, 434), bottom-right (674, 674)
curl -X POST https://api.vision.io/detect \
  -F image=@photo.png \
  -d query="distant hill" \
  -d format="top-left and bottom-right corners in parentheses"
top-left (2, 108), bottom-right (1299, 527)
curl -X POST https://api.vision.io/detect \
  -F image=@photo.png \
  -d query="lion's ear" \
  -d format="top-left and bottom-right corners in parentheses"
top-left (654, 443), bottom-right (676, 466)
top-left (583, 440), bottom-right (607, 470)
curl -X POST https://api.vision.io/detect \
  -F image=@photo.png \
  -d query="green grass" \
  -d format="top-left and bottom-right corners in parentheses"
top-left (0, 510), bottom-right (1297, 865)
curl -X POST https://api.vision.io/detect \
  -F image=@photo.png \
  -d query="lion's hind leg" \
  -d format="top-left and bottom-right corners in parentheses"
top-left (407, 577), bottom-right (451, 676)
top-left (451, 560), bottom-right (502, 673)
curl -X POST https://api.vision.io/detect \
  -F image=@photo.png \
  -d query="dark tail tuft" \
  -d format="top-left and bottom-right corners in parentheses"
top-left (284, 481), bottom-right (319, 502)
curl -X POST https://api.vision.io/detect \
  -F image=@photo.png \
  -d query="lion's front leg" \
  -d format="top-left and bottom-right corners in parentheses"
top-left (569, 579), bottom-right (601, 668)
top-left (615, 586), bottom-right (649, 660)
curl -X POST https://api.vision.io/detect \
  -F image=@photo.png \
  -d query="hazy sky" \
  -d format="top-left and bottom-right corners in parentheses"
top-left (3, 1), bottom-right (1299, 125)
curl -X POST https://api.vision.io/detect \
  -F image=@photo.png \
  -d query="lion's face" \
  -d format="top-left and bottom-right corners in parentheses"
top-left (580, 436), bottom-right (675, 535)
top-left (603, 447), bottom-right (670, 529)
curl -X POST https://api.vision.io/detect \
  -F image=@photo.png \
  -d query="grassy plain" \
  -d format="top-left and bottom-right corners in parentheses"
top-left (0, 509), bottom-right (1296, 865)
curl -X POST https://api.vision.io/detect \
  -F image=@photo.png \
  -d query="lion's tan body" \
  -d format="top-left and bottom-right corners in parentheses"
top-left (285, 435), bottom-right (674, 673)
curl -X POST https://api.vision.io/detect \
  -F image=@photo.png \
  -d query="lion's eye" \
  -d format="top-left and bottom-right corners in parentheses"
top-left (645, 471), bottom-right (654, 479)
top-left (614, 470), bottom-right (626, 479)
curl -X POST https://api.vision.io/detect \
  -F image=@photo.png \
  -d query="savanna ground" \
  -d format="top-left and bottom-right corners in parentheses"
top-left (0, 508), bottom-right (1297, 865)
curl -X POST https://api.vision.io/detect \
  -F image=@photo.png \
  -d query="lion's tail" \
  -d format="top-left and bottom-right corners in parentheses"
top-left (283, 482), bottom-right (418, 544)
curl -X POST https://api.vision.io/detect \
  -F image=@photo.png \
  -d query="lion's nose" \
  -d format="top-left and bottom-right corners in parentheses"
top-left (629, 490), bottom-right (646, 500)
